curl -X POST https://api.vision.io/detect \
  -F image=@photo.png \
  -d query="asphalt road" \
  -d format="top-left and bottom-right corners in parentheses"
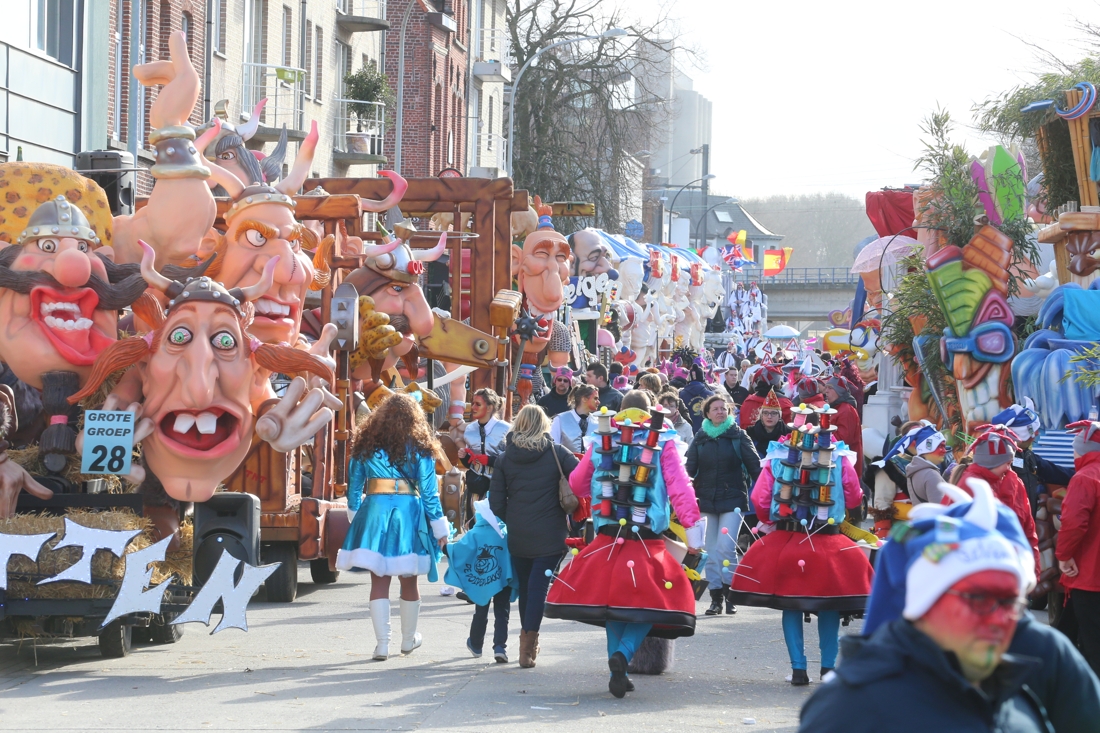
top-left (0, 562), bottom-right (860, 732)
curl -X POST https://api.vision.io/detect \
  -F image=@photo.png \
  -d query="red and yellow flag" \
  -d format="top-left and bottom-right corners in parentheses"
top-left (763, 247), bottom-right (793, 276)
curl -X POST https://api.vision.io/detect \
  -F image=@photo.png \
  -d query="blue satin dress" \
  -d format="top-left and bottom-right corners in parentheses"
top-left (336, 449), bottom-right (446, 580)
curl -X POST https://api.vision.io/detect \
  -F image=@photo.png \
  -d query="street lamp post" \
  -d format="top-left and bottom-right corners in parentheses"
top-left (506, 27), bottom-right (628, 177)
top-left (666, 174), bottom-right (716, 245)
top-left (697, 197), bottom-right (736, 254)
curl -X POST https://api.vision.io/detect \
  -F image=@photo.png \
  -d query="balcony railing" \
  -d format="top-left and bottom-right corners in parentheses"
top-left (472, 133), bottom-right (508, 171)
top-left (475, 28), bottom-right (510, 62)
top-left (240, 62), bottom-right (304, 133)
top-left (336, 0), bottom-right (386, 18)
top-left (335, 99), bottom-right (386, 160)
top-left (728, 267), bottom-right (860, 286)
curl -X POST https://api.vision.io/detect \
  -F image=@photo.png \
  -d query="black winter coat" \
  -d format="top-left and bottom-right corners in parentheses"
top-left (1009, 612), bottom-right (1100, 733)
top-left (799, 620), bottom-right (1050, 733)
top-left (488, 435), bottom-right (579, 559)
top-left (685, 423), bottom-right (761, 515)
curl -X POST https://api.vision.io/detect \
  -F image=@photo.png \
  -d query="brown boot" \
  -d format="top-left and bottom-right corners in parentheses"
top-left (519, 630), bottom-right (537, 668)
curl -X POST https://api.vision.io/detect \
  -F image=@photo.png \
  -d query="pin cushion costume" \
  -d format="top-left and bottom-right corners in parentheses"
top-left (337, 448), bottom-right (450, 579)
top-left (545, 406), bottom-right (704, 697)
top-left (729, 403), bottom-right (873, 684)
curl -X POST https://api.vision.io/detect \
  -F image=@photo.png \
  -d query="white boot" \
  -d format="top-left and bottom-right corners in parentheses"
top-left (399, 599), bottom-right (422, 654)
top-left (370, 599), bottom-right (390, 660)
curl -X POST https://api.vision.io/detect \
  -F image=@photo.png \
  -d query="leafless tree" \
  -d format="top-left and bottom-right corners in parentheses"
top-left (506, 0), bottom-right (686, 234)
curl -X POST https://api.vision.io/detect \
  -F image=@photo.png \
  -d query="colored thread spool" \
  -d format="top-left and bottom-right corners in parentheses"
top-left (818, 484), bottom-right (832, 505)
top-left (631, 485), bottom-right (647, 503)
top-left (820, 412), bottom-right (832, 430)
top-left (634, 465), bottom-right (650, 484)
top-left (802, 432), bottom-right (815, 450)
top-left (801, 450), bottom-right (815, 468)
top-left (631, 505), bottom-right (647, 524)
top-left (600, 499), bottom-right (612, 516)
top-left (599, 452), bottom-right (614, 470)
top-left (786, 447), bottom-right (800, 463)
top-left (601, 434), bottom-right (613, 451)
top-left (789, 428), bottom-right (802, 446)
top-left (817, 506), bottom-right (829, 520)
top-left (800, 468), bottom-right (811, 485)
top-left (817, 431), bottom-right (831, 448)
top-left (780, 482), bottom-right (793, 501)
top-left (615, 503), bottom-right (630, 521)
top-left (618, 462), bottom-right (632, 482)
top-left (597, 409), bottom-right (612, 434)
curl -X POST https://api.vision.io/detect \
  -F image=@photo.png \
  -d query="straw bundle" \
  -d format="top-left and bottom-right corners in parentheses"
top-left (1, 511), bottom-right (193, 600)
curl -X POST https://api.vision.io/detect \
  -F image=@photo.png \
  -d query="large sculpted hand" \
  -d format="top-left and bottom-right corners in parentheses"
top-left (256, 377), bottom-right (342, 453)
top-left (133, 31), bottom-right (200, 129)
top-left (0, 456), bottom-right (53, 519)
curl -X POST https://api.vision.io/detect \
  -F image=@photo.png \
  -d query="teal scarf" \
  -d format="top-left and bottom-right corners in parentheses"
top-left (701, 416), bottom-right (734, 439)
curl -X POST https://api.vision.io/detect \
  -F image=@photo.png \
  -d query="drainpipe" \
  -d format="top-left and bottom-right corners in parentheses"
top-left (299, 0), bottom-right (307, 132)
top-left (393, 0), bottom-right (417, 175)
top-left (203, 0), bottom-right (213, 120)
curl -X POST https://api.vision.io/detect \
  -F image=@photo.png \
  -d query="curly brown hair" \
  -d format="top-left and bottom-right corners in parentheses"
top-left (353, 393), bottom-right (441, 464)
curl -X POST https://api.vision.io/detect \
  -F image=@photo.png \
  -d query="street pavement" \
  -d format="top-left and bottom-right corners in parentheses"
top-left (0, 562), bottom-right (860, 732)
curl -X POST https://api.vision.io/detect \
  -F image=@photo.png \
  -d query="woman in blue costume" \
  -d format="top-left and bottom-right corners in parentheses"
top-left (337, 394), bottom-right (451, 660)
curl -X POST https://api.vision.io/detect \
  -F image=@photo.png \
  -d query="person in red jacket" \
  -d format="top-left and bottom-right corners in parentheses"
top-left (957, 426), bottom-right (1040, 580)
top-left (738, 364), bottom-right (791, 429)
top-left (1056, 420), bottom-right (1100, 675)
top-left (822, 376), bottom-right (863, 473)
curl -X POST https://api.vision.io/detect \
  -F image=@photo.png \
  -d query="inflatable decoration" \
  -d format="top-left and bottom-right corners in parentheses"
top-left (1011, 282), bottom-right (1100, 429)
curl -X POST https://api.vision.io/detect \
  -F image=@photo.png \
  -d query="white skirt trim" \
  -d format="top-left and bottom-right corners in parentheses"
top-left (336, 547), bottom-right (429, 577)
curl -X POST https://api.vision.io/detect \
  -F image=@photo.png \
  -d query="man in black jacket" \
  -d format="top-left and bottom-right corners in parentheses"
top-left (586, 362), bottom-right (622, 412)
top-left (536, 367), bottom-right (574, 418)
top-left (801, 481), bottom-right (1056, 732)
top-left (685, 395), bottom-right (761, 615)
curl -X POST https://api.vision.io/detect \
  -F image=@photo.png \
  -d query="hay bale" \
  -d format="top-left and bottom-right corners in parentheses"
top-left (2, 510), bottom-right (192, 600)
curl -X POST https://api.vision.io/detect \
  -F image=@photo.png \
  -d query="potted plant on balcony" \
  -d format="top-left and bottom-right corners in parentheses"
top-left (343, 63), bottom-right (394, 156)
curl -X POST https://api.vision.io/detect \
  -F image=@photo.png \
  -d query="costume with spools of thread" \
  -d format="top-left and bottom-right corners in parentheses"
top-left (728, 403), bottom-right (873, 683)
top-left (544, 406), bottom-right (704, 697)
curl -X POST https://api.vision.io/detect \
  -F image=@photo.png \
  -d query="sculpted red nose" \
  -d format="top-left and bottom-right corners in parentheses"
top-left (54, 248), bottom-right (91, 288)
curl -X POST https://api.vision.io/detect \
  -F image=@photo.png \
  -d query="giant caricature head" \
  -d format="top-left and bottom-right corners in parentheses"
top-left (196, 99), bottom-right (288, 193)
top-left (69, 246), bottom-right (333, 502)
top-left (511, 202), bottom-right (572, 316)
top-left (0, 196), bottom-right (147, 388)
top-left (569, 228), bottom-right (617, 279)
top-left (345, 232), bottom-right (448, 347)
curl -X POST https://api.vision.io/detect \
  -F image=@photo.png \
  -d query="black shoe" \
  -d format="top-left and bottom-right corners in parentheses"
top-left (820, 667), bottom-right (834, 680)
top-left (456, 591), bottom-right (474, 605)
top-left (791, 668), bottom-right (810, 686)
top-left (608, 652), bottom-right (631, 698)
top-left (705, 589), bottom-right (723, 616)
top-left (723, 586), bottom-right (736, 615)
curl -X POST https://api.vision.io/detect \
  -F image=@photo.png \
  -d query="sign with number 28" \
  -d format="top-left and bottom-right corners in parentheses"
top-left (80, 410), bottom-right (135, 476)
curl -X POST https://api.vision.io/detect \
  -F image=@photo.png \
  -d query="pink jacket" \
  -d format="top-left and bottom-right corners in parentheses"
top-left (571, 442), bottom-right (701, 527)
top-left (750, 456), bottom-right (862, 523)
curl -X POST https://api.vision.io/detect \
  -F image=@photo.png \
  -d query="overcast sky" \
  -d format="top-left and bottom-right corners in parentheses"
top-left (625, 0), bottom-right (1095, 199)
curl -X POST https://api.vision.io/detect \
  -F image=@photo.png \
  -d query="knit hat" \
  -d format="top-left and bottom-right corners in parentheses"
top-left (1067, 420), bottom-right (1100, 456)
top-left (913, 426), bottom-right (946, 456)
top-left (551, 367), bottom-right (574, 380)
top-left (969, 425), bottom-right (1018, 468)
top-left (823, 375), bottom-right (853, 403)
top-left (612, 375), bottom-right (629, 390)
top-left (796, 377), bottom-right (819, 402)
top-left (862, 477), bottom-right (1031, 634)
top-left (990, 401), bottom-right (1042, 442)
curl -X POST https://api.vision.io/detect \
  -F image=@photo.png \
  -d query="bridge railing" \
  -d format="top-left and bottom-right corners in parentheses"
top-left (727, 267), bottom-right (859, 286)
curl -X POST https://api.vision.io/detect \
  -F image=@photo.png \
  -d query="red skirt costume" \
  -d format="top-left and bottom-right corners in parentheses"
top-left (545, 408), bottom-right (702, 639)
top-left (728, 422), bottom-right (872, 614)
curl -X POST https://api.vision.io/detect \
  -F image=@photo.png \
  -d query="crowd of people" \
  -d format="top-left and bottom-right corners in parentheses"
top-left (335, 339), bottom-right (1100, 731)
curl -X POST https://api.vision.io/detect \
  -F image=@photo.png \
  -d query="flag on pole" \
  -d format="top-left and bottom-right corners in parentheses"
top-left (727, 230), bottom-right (752, 262)
top-left (763, 247), bottom-right (793, 276)
top-left (721, 245), bottom-right (748, 270)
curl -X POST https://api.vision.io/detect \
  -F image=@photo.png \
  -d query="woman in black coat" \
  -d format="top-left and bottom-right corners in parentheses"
top-left (685, 395), bottom-right (762, 615)
top-left (489, 404), bottom-right (578, 669)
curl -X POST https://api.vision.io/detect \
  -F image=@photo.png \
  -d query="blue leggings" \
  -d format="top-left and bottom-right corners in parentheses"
top-left (605, 621), bottom-right (653, 662)
top-left (781, 610), bottom-right (840, 670)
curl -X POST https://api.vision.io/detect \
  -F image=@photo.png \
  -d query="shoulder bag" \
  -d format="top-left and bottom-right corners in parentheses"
top-left (549, 444), bottom-right (580, 514)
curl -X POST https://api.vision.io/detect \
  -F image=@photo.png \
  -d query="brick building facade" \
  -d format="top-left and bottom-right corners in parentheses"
top-left (384, 0), bottom-right (467, 177)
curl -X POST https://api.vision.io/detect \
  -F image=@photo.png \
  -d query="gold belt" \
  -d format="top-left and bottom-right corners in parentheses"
top-left (366, 478), bottom-right (417, 496)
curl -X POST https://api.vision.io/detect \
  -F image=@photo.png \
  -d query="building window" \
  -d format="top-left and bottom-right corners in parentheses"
top-left (315, 26), bottom-right (323, 101)
top-left (182, 12), bottom-right (193, 57)
top-left (213, 0), bottom-right (226, 55)
top-left (487, 100), bottom-right (493, 148)
top-left (33, 0), bottom-right (76, 67)
top-left (715, 211), bottom-right (733, 223)
top-left (335, 40), bottom-right (351, 96)
top-left (282, 6), bottom-right (293, 66)
top-left (303, 20), bottom-right (312, 97)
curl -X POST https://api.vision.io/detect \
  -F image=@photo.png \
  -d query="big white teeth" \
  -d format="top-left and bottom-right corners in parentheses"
top-left (40, 301), bottom-right (81, 315)
top-left (255, 298), bottom-right (291, 317)
top-left (173, 413), bottom-right (196, 434)
top-left (195, 412), bottom-right (218, 435)
top-left (43, 316), bottom-right (93, 331)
